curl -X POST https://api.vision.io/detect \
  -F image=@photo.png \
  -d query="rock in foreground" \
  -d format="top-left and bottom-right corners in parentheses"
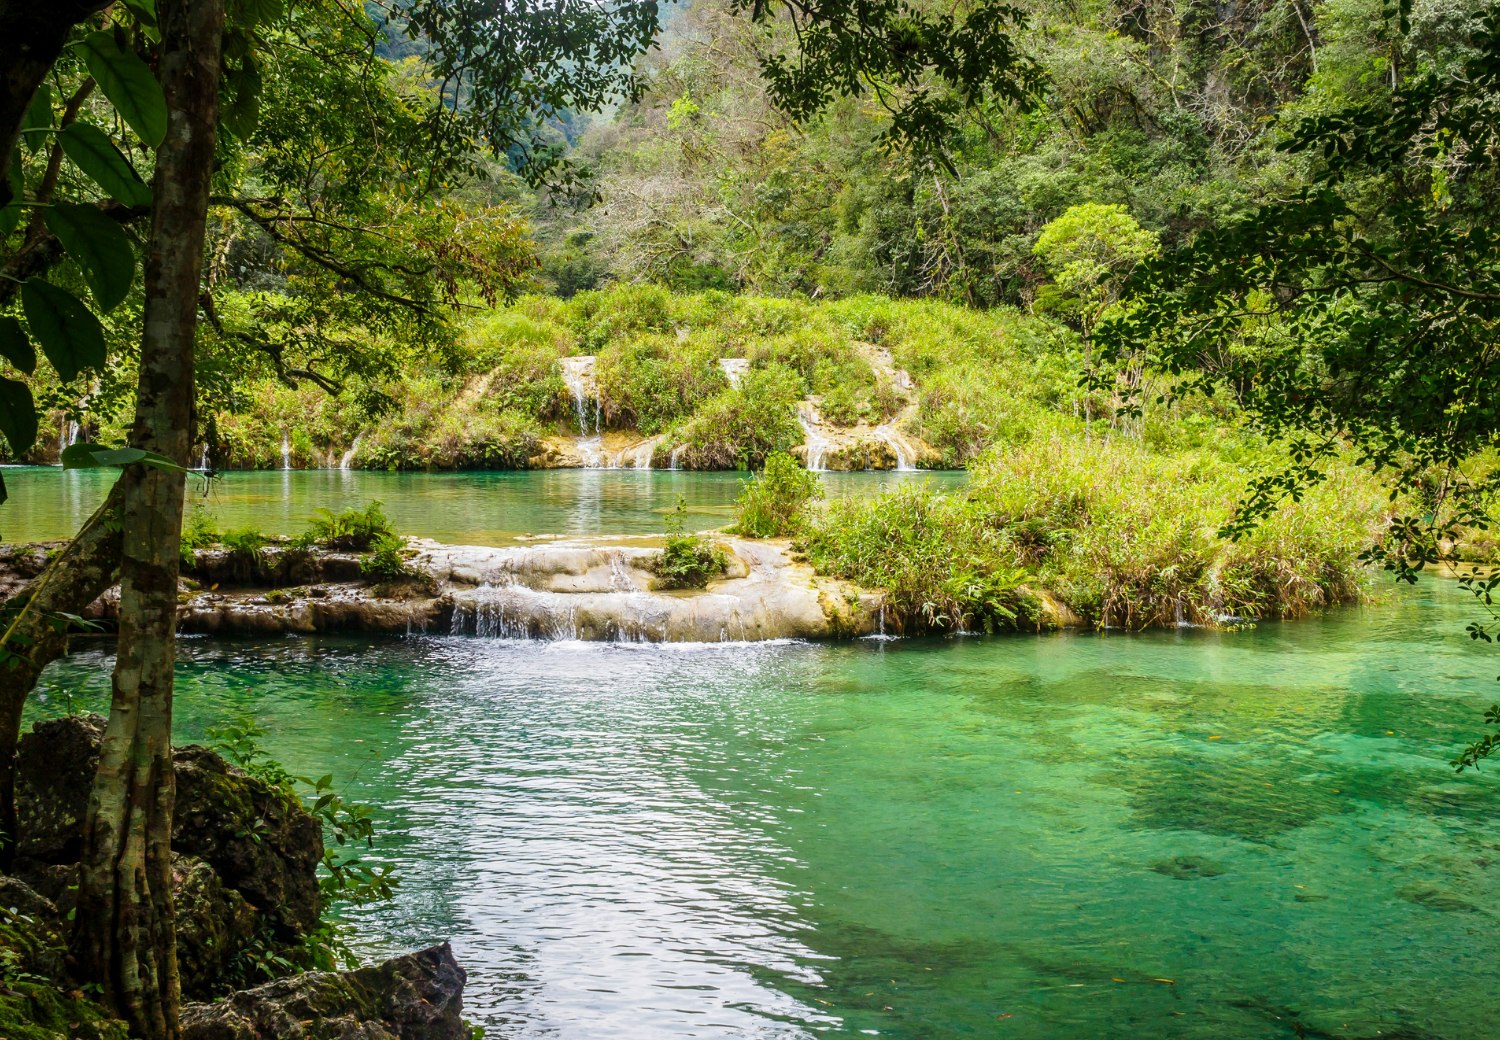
top-left (181, 943), bottom-right (468, 1040)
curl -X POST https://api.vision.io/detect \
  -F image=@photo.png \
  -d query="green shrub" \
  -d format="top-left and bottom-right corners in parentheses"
top-left (305, 501), bottom-right (396, 552)
top-left (656, 364), bottom-right (803, 470)
top-left (803, 482), bottom-right (1032, 634)
top-left (734, 452), bottom-right (824, 538)
top-left (595, 332), bottom-right (727, 434)
top-left (180, 509), bottom-right (220, 566)
top-left (359, 534), bottom-right (421, 584)
top-left (221, 527), bottom-right (269, 559)
top-left (651, 500), bottom-right (730, 589)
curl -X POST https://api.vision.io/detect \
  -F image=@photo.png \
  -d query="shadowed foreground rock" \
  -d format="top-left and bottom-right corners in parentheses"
top-left (3, 717), bottom-right (470, 1034)
top-left (13, 714), bottom-right (322, 998)
top-left (180, 943), bottom-right (468, 1040)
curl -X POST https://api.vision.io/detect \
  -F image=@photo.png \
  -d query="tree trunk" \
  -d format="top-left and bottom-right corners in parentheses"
top-left (0, 482), bottom-right (125, 869)
top-left (72, 1), bottom-right (223, 1036)
top-left (0, 0), bottom-right (112, 209)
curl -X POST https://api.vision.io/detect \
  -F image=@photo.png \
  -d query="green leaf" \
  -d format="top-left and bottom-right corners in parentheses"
top-left (236, 0), bottom-right (285, 30)
top-left (82, 32), bottom-right (168, 148)
top-left (43, 203), bottom-right (136, 311)
top-left (22, 85), bottom-right (53, 152)
top-left (20, 279), bottom-right (107, 382)
top-left (61, 442), bottom-right (184, 472)
top-left (0, 317), bottom-right (36, 375)
top-left (0, 376), bottom-right (38, 458)
top-left (58, 123), bottom-right (152, 208)
top-left (122, 0), bottom-right (158, 27)
top-left (0, 204), bottom-right (19, 239)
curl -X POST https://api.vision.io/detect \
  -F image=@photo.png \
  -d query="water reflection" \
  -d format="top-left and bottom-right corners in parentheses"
top-left (1, 467), bottom-right (962, 545)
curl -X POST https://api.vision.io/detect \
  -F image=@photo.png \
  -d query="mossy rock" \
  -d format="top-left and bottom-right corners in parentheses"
top-left (822, 438), bottom-right (896, 471)
top-left (0, 984), bottom-right (127, 1040)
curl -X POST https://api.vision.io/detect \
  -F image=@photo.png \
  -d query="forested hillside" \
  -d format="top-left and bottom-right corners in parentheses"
top-left (528, 0), bottom-right (1469, 304)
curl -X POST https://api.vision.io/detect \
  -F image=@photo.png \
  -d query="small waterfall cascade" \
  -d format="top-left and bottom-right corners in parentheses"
top-left (198, 444), bottom-right (210, 470)
top-left (448, 581), bottom-right (674, 643)
top-left (620, 437), bottom-right (657, 470)
top-left (797, 403), bottom-right (832, 472)
top-left (280, 434), bottom-right (292, 469)
top-left (339, 435), bottom-right (363, 471)
top-left (669, 445), bottom-right (685, 472)
top-left (560, 356), bottom-right (604, 467)
top-left (874, 422), bottom-right (915, 471)
top-left (718, 358), bottom-right (749, 388)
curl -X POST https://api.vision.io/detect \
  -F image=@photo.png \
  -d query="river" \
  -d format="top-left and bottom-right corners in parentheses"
top-left (12, 468), bottom-right (1500, 1038)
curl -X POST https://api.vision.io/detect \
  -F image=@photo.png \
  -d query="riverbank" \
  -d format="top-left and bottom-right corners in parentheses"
top-left (1, 518), bottom-right (1371, 644)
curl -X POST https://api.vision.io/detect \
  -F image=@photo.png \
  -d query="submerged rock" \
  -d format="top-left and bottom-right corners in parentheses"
top-left (181, 943), bottom-right (468, 1040)
top-left (1149, 854), bottom-right (1226, 880)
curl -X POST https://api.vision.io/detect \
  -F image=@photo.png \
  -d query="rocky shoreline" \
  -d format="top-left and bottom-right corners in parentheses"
top-left (2, 535), bottom-right (909, 644)
top-left (2, 714), bottom-right (469, 1040)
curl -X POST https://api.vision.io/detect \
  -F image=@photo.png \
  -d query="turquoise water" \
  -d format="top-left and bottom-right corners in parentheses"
top-left (32, 579), bottom-right (1500, 1039)
top-left (0, 467), bottom-right (962, 545)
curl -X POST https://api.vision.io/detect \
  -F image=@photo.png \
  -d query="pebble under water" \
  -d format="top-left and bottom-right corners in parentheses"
top-left (32, 580), bottom-right (1500, 1039)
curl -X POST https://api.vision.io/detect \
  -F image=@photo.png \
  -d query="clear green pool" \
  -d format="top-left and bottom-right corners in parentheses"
top-left (0, 466), bottom-right (961, 545)
top-left (32, 579), bottom-right (1500, 1039)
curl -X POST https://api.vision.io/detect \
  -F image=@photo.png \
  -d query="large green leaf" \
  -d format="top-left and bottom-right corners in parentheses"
top-left (122, 0), bottom-right (158, 28)
top-left (0, 376), bottom-right (38, 458)
top-left (20, 279), bottom-right (107, 382)
top-left (0, 317), bottom-right (36, 375)
top-left (82, 32), bottom-right (168, 148)
top-left (43, 203), bottom-right (136, 311)
top-left (61, 442), bottom-right (183, 472)
top-left (22, 85), bottom-right (53, 153)
top-left (58, 123), bottom-right (152, 208)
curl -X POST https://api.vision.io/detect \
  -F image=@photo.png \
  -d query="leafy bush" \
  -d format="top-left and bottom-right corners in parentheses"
top-left (595, 332), bottom-right (727, 434)
top-left (655, 364), bottom-right (803, 470)
top-left (803, 482), bottom-right (1032, 634)
top-left (650, 500), bottom-right (730, 590)
top-left (180, 509), bottom-right (220, 566)
top-left (359, 534), bottom-right (421, 584)
top-left (304, 501), bottom-right (396, 552)
top-left (221, 527), bottom-right (269, 559)
top-left (208, 720), bottom-right (397, 975)
top-left (733, 452), bottom-right (824, 537)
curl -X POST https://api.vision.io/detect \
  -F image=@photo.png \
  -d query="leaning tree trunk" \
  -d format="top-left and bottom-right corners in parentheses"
top-left (73, 1), bottom-right (224, 1036)
top-left (0, 483), bottom-right (125, 869)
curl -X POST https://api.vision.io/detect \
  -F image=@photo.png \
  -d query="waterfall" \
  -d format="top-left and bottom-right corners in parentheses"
top-left (718, 358), bottom-right (749, 388)
top-left (669, 446), bottom-right (685, 471)
top-left (340, 435), bottom-right (363, 470)
top-left (560, 356), bottom-right (604, 468)
top-left (797, 403), bottom-right (831, 472)
top-left (624, 437), bottom-right (656, 470)
top-left (874, 423), bottom-right (915, 471)
top-left (280, 434), bottom-right (291, 469)
top-left (198, 444), bottom-right (210, 470)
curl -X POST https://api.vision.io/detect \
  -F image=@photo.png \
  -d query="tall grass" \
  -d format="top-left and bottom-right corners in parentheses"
top-left (803, 436), bottom-right (1388, 633)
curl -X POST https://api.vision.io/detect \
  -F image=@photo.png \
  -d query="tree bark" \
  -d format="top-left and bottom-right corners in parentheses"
top-left (0, 482), bottom-right (125, 869)
top-left (73, 1), bottom-right (224, 1036)
top-left (0, 0), bottom-right (112, 209)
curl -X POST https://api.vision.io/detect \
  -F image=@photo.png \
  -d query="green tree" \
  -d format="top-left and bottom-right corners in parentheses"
top-left (1033, 202), bottom-right (1158, 429)
top-left (1101, 3), bottom-right (1500, 763)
